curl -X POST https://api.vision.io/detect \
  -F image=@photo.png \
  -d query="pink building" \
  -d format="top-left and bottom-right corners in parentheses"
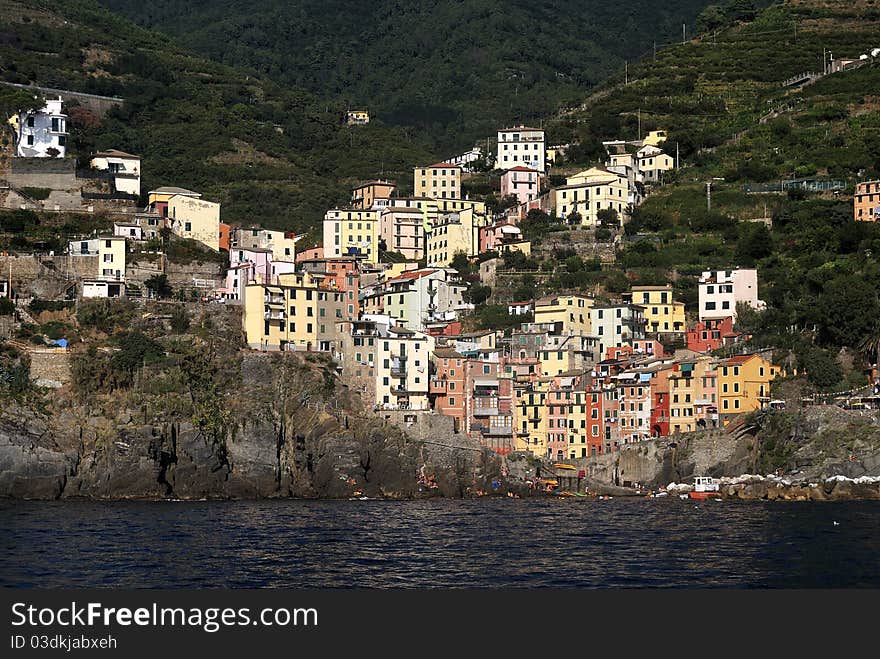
top-left (219, 247), bottom-right (297, 302)
top-left (500, 166), bottom-right (540, 206)
top-left (380, 208), bottom-right (424, 260)
top-left (295, 245), bottom-right (324, 262)
top-left (479, 222), bottom-right (522, 254)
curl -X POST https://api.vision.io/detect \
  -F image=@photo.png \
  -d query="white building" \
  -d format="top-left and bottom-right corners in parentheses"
top-left (496, 126), bottom-right (546, 173)
top-left (89, 150), bottom-right (141, 196)
top-left (589, 304), bottom-right (647, 356)
top-left (113, 222), bottom-right (143, 241)
top-left (698, 269), bottom-right (765, 322)
top-left (339, 319), bottom-right (435, 411)
top-left (636, 145), bottom-right (675, 183)
top-left (13, 97), bottom-right (67, 158)
top-left (384, 268), bottom-right (468, 332)
top-left (448, 145), bottom-right (483, 172)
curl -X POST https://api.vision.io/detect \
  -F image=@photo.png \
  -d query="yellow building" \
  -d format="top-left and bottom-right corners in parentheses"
top-left (533, 294), bottom-right (594, 336)
top-left (514, 386), bottom-right (547, 457)
top-left (718, 354), bottom-right (779, 415)
top-left (243, 272), bottom-right (345, 352)
top-left (168, 194), bottom-right (221, 251)
top-left (147, 186), bottom-right (200, 210)
top-left (627, 285), bottom-right (685, 333)
top-left (346, 110), bottom-right (370, 125)
top-left (498, 240), bottom-right (532, 257)
top-left (352, 180), bottom-right (396, 209)
top-left (426, 208), bottom-right (485, 267)
top-left (538, 348), bottom-right (575, 377)
top-left (414, 162), bottom-right (461, 199)
top-left (642, 130), bottom-right (668, 147)
top-left (322, 208), bottom-right (381, 263)
top-left (97, 236), bottom-right (126, 281)
top-left (552, 167), bottom-right (629, 227)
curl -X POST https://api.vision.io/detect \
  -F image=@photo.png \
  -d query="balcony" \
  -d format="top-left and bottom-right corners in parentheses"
top-left (472, 396), bottom-right (499, 417)
top-left (264, 310), bottom-right (285, 321)
top-left (264, 294), bottom-right (285, 306)
top-left (391, 359), bottom-right (407, 378)
top-left (482, 424), bottom-right (514, 437)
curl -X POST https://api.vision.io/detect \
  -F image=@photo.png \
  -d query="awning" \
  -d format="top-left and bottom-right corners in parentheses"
top-left (473, 378), bottom-right (499, 387)
top-left (265, 286), bottom-right (284, 294)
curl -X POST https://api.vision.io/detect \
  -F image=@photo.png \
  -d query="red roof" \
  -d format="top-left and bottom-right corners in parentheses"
top-left (722, 354), bottom-right (758, 365)
top-left (505, 166), bottom-right (538, 173)
top-left (425, 162), bottom-right (461, 169)
top-left (386, 268), bottom-right (438, 283)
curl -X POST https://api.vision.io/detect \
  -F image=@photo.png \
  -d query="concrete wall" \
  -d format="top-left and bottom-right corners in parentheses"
top-left (9, 157), bottom-right (77, 191)
top-left (0, 82), bottom-right (122, 117)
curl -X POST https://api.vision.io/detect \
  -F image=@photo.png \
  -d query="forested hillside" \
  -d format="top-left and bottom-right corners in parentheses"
top-left (0, 0), bottom-right (436, 234)
top-left (97, 0), bottom-right (719, 150)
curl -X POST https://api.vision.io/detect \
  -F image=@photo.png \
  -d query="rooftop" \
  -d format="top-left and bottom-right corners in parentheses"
top-left (149, 186), bottom-right (200, 196)
top-left (95, 149), bottom-right (140, 159)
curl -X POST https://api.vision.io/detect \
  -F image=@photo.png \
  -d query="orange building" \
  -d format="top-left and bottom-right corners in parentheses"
top-left (218, 222), bottom-right (231, 251)
top-left (429, 348), bottom-right (467, 432)
top-left (854, 180), bottom-right (880, 221)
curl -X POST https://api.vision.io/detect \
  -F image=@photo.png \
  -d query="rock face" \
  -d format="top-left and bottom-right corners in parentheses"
top-left (0, 353), bottom-right (505, 500)
top-left (569, 407), bottom-right (880, 497)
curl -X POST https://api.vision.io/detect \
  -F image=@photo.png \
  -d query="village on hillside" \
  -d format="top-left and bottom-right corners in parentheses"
top-left (2, 92), bottom-right (879, 464)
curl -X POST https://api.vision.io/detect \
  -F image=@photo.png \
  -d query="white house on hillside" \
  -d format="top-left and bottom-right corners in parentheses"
top-left (12, 97), bottom-right (67, 158)
top-left (90, 150), bottom-right (142, 196)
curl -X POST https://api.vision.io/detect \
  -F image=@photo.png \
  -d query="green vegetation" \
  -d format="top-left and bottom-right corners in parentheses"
top-left (21, 187), bottom-right (51, 201)
top-left (0, 0), bottom-right (438, 236)
top-left (98, 0), bottom-right (715, 151)
top-left (0, 298), bottom-right (14, 316)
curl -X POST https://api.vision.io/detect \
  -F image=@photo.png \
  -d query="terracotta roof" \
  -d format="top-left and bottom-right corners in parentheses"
top-left (505, 166), bottom-right (538, 173)
top-left (722, 354), bottom-right (759, 365)
top-left (423, 162), bottom-right (461, 169)
top-left (386, 268), bottom-right (439, 283)
top-left (434, 348), bottom-right (463, 359)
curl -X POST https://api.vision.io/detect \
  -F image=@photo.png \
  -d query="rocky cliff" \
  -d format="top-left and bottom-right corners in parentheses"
top-left (0, 349), bottom-right (506, 500)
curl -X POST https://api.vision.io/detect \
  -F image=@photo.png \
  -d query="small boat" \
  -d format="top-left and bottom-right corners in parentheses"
top-left (689, 476), bottom-right (723, 500)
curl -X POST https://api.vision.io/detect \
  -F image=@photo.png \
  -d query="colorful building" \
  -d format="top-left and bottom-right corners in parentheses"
top-left (322, 208), bottom-right (381, 262)
top-left (243, 271), bottom-right (345, 352)
top-left (854, 180), bottom-right (879, 222)
top-left (168, 194), bottom-right (221, 251)
top-left (627, 284), bottom-right (686, 334)
top-left (718, 353), bottom-right (779, 415)
top-left (698, 268), bottom-right (765, 322)
top-left (414, 163), bottom-right (461, 199)
top-left (500, 166), bottom-right (540, 206)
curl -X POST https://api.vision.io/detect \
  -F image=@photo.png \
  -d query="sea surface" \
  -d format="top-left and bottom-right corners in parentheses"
top-left (1, 499), bottom-right (878, 588)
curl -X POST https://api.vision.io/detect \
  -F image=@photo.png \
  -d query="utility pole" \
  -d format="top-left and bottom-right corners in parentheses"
top-left (625, 60), bottom-right (628, 85)
top-left (706, 181), bottom-right (712, 212)
top-left (676, 142), bottom-right (680, 170)
top-left (653, 41), bottom-right (657, 60)
top-left (682, 23), bottom-right (686, 44)
top-left (637, 108), bottom-right (641, 141)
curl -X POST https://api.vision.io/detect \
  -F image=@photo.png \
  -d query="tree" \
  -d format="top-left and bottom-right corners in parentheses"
top-left (565, 256), bottom-right (585, 273)
top-left (797, 347), bottom-right (843, 390)
top-left (450, 252), bottom-right (474, 276)
top-left (566, 211), bottom-right (583, 226)
top-left (815, 274), bottom-right (880, 347)
top-left (144, 274), bottom-right (173, 299)
top-left (597, 208), bottom-right (619, 227)
top-left (696, 5), bottom-right (727, 33)
top-left (0, 298), bottom-right (14, 316)
top-left (170, 305), bottom-right (190, 333)
top-left (736, 223), bottom-right (774, 264)
top-left (465, 284), bottom-right (492, 305)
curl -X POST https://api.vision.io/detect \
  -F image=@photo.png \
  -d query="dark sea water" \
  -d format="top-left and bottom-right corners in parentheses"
top-left (1, 499), bottom-right (878, 588)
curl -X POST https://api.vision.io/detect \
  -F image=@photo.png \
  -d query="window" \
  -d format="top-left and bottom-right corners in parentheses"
top-left (185, 222), bottom-right (192, 232)
top-left (26, 135), bottom-right (34, 146)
